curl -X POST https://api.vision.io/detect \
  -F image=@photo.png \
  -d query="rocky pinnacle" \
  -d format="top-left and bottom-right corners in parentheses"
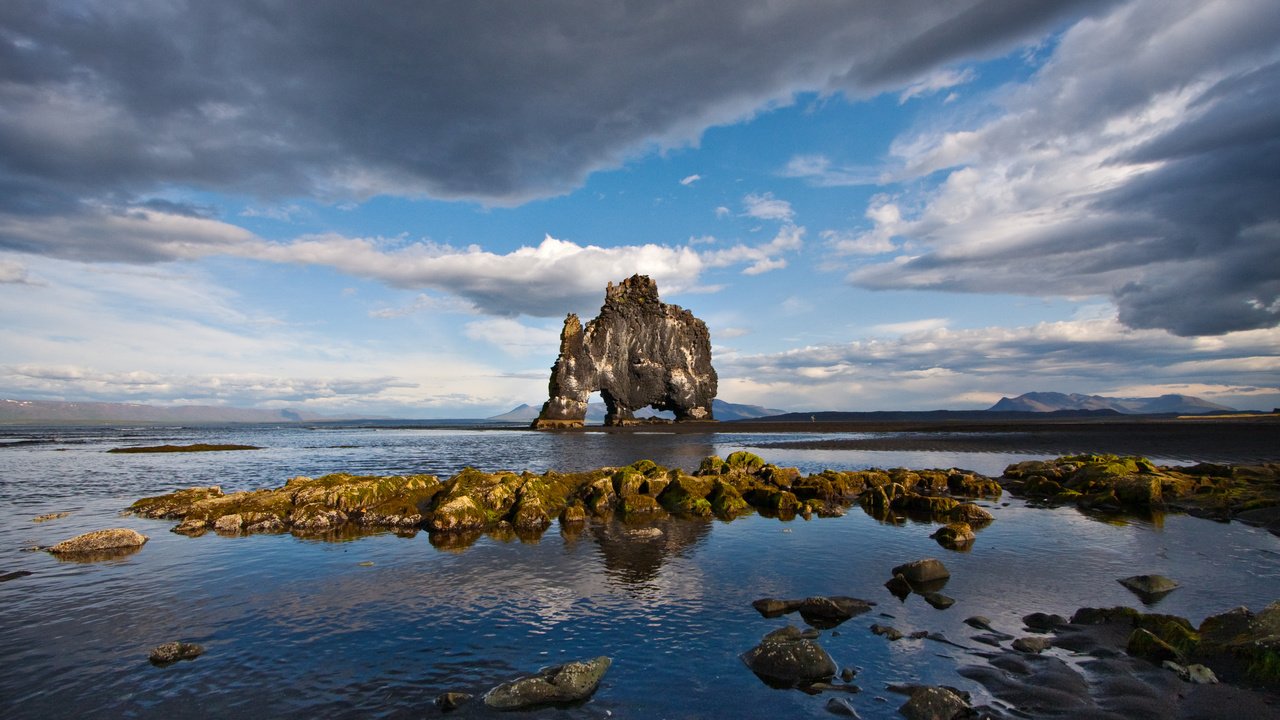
top-left (533, 275), bottom-right (717, 428)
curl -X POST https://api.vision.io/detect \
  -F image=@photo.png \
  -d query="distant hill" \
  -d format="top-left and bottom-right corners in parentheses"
top-left (0, 398), bottom-right (349, 424)
top-left (988, 392), bottom-right (1235, 415)
top-left (488, 398), bottom-right (786, 423)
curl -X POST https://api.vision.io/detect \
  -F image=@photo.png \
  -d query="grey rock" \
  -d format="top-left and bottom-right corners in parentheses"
top-left (898, 685), bottom-right (971, 720)
top-left (1022, 612), bottom-right (1068, 632)
top-left (870, 624), bottom-right (904, 641)
top-left (891, 559), bottom-right (950, 585)
top-left (923, 592), bottom-right (955, 610)
top-left (1012, 636), bottom-right (1052, 654)
top-left (148, 641), bottom-right (204, 666)
top-left (434, 691), bottom-right (473, 711)
top-left (798, 596), bottom-right (876, 628)
top-left (826, 697), bottom-right (862, 716)
top-left (48, 528), bottom-right (148, 555)
top-left (483, 656), bottom-right (611, 709)
top-left (533, 275), bottom-right (717, 427)
top-left (741, 625), bottom-right (837, 685)
top-left (1118, 574), bottom-right (1179, 602)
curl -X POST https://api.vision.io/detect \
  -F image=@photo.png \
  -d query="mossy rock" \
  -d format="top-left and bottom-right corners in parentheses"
top-left (620, 493), bottom-right (665, 517)
top-left (947, 472), bottom-right (1002, 498)
top-left (291, 503), bottom-right (349, 532)
top-left (657, 475), bottom-right (714, 515)
top-left (709, 480), bottom-right (750, 519)
top-left (790, 475), bottom-right (834, 502)
top-left (697, 455), bottom-right (727, 476)
top-left (891, 493), bottom-right (958, 515)
top-left (724, 451), bottom-right (765, 472)
top-left (511, 495), bottom-right (552, 531)
top-left (289, 473), bottom-right (438, 513)
top-left (949, 503), bottom-right (994, 527)
top-left (428, 495), bottom-right (489, 532)
top-left (626, 459), bottom-right (665, 477)
top-left (129, 486), bottom-right (225, 519)
top-left (612, 467), bottom-right (648, 496)
top-left (759, 465), bottom-right (799, 488)
top-left (1127, 628), bottom-right (1183, 664)
top-left (764, 490), bottom-right (799, 514)
top-left (559, 502), bottom-right (587, 525)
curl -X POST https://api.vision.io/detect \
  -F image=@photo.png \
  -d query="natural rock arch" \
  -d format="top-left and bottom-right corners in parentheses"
top-left (532, 275), bottom-right (717, 428)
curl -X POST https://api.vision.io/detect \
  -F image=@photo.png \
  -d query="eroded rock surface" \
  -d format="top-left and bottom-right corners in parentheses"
top-left (532, 275), bottom-right (717, 427)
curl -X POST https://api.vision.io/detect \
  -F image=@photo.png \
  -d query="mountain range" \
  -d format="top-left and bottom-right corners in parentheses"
top-left (0, 399), bottom-right (341, 424)
top-left (987, 392), bottom-right (1235, 414)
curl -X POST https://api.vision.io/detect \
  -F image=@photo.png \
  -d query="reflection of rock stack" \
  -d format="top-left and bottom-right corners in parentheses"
top-left (588, 520), bottom-right (712, 587)
top-left (533, 275), bottom-right (718, 428)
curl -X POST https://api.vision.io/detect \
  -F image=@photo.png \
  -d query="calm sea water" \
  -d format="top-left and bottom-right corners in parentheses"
top-left (3, 424), bottom-right (1278, 719)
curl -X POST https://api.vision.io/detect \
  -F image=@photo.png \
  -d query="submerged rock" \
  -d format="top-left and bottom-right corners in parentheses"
top-left (483, 656), bottom-right (611, 709)
top-left (1118, 574), bottom-right (1180, 603)
top-left (148, 641), bottom-right (204, 666)
top-left (32, 511), bottom-right (70, 523)
top-left (930, 522), bottom-right (975, 551)
top-left (892, 559), bottom-right (951, 585)
top-left (897, 685), bottom-right (971, 720)
top-left (434, 691), bottom-right (473, 711)
top-left (742, 625), bottom-right (838, 686)
top-left (47, 528), bottom-right (148, 556)
top-left (0, 570), bottom-right (33, 582)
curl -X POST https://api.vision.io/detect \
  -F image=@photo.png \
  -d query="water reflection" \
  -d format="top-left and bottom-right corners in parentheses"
top-left (589, 518), bottom-right (713, 589)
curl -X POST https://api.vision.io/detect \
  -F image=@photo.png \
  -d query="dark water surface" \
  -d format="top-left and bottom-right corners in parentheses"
top-left (3, 424), bottom-right (1278, 718)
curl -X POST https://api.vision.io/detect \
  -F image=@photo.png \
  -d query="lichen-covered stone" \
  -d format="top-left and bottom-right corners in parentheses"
top-left (741, 625), bottom-right (837, 685)
top-left (149, 641), bottom-right (204, 666)
top-left (532, 275), bottom-right (717, 427)
top-left (48, 528), bottom-right (148, 555)
top-left (483, 656), bottom-right (611, 709)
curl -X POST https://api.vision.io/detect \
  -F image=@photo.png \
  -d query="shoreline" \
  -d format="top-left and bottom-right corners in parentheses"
top-left (524, 416), bottom-right (1280, 464)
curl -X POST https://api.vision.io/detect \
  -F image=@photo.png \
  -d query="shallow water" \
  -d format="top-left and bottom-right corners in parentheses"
top-left (2, 424), bottom-right (1278, 718)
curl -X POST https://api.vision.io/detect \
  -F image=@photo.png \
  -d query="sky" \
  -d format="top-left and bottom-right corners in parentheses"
top-left (1, 0), bottom-right (1278, 417)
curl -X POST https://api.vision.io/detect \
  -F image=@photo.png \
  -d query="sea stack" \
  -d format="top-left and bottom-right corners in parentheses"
top-left (533, 274), bottom-right (717, 428)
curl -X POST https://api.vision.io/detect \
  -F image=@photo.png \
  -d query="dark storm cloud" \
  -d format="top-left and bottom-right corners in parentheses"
top-left (847, 0), bottom-right (1280, 337)
top-left (0, 0), bottom-right (1112, 223)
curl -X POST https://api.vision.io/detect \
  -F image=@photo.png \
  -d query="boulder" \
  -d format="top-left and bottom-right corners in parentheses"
top-left (148, 641), bottom-right (204, 666)
top-left (483, 656), bottom-right (611, 709)
top-left (797, 596), bottom-right (875, 628)
top-left (1012, 637), bottom-right (1052, 654)
top-left (898, 685), bottom-right (971, 720)
top-left (930, 522), bottom-right (975, 550)
top-left (434, 691), bottom-right (473, 711)
top-left (892, 559), bottom-right (951, 585)
top-left (1118, 574), bottom-right (1179, 603)
top-left (923, 592), bottom-right (955, 610)
top-left (533, 275), bottom-right (717, 427)
top-left (48, 528), bottom-right (148, 555)
top-left (741, 625), bottom-right (837, 686)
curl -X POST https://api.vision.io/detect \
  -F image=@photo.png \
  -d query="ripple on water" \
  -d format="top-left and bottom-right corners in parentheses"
top-left (2, 425), bottom-right (1279, 719)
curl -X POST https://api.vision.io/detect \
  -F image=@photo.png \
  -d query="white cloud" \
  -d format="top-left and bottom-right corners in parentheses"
top-left (463, 318), bottom-right (561, 357)
top-left (780, 155), bottom-right (881, 187)
top-left (742, 192), bottom-right (795, 222)
top-left (702, 223), bottom-right (804, 275)
top-left (680, 174), bottom-right (702, 186)
top-left (898, 67), bottom-right (977, 104)
top-left (718, 316), bottom-right (1280, 410)
top-left (870, 318), bottom-right (950, 335)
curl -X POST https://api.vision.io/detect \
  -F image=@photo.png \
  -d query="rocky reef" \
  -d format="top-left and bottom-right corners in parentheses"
top-left (1001, 454), bottom-right (1280, 530)
top-left (532, 274), bottom-right (717, 427)
top-left (128, 451), bottom-right (1001, 546)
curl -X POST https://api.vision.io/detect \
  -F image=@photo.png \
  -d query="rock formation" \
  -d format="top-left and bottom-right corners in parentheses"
top-left (532, 274), bottom-right (717, 428)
